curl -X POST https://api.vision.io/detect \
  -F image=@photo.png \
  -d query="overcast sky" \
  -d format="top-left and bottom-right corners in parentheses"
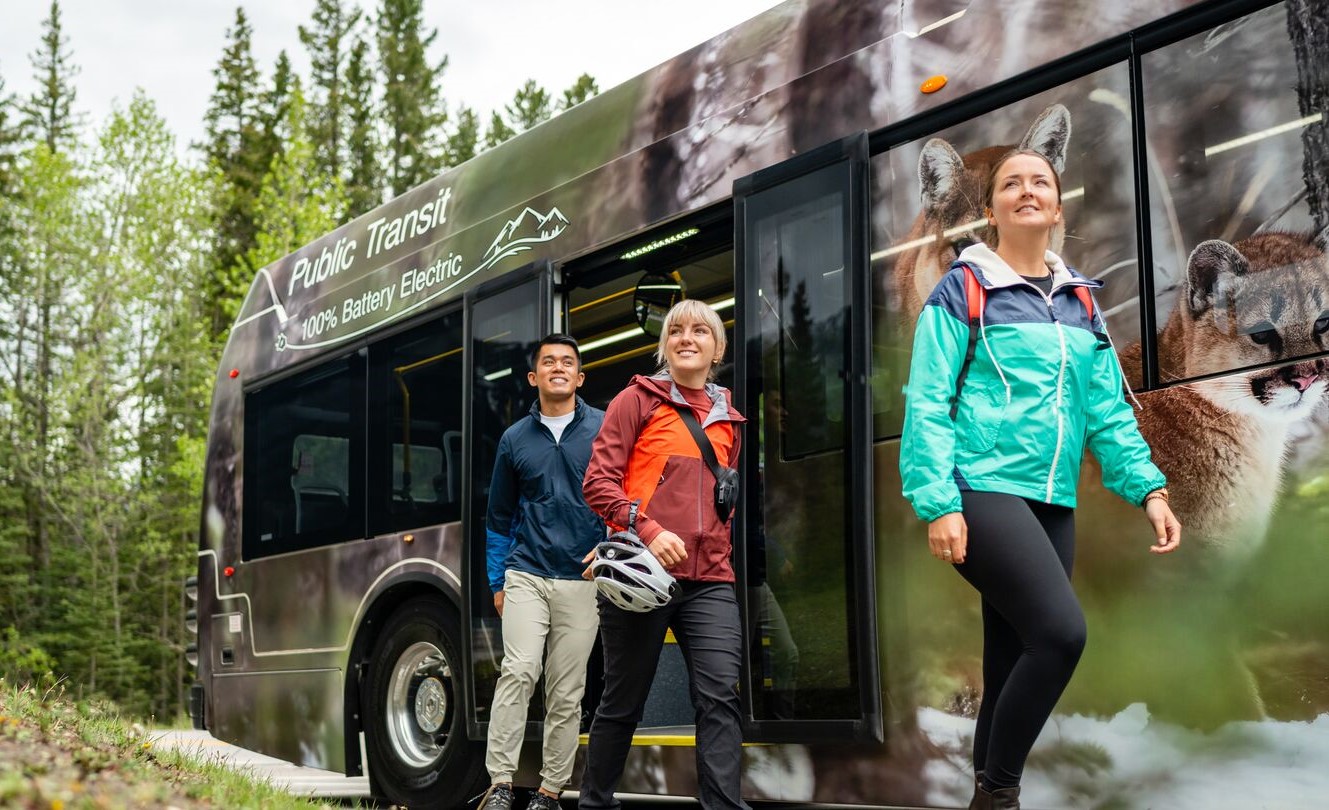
top-left (1, 0), bottom-right (782, 155)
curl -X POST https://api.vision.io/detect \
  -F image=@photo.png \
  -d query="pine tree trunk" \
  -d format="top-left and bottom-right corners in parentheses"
top-left (1288, 0), bottom-right (1329, 232)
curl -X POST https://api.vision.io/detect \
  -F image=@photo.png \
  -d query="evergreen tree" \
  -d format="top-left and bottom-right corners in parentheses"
top-left (343, 33), bottom-right (382, 217)
top-left (505, 79), bottom-right (552, 131)
top-left (21, 0), bottom-right (81, 153)
top-left (259, 51), bottom-right (295, 167)
top-left (0, 70), bottom-right (23, 195)
top-left (443, 105), bottom-right (479, 168)
top-left (244, 84), bottom-right (346, 274)
top-left (201, 7), bottom-right (264, 341)
top-left (299, 0), bottom-right (363, 184)
top-left (483, 109), bottom-right (515, 149)
top-left (377, 0), bottom-right (447, 195)
top-left (558, 73), bottom-right (600, 112)
top-left (4, 143), bottom-right (86, 628)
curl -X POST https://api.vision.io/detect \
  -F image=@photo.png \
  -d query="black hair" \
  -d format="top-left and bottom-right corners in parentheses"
top-left (530, 333), bottom-right (582, 371)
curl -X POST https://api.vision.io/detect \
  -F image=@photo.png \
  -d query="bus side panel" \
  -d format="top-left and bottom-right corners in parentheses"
top-left (210, 668), bottom-right (345, 771)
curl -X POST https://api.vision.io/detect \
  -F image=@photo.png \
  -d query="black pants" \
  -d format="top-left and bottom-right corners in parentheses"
top-left (579, 580), bottom-right (749, 810)
top-left (956, 490), bottom-right (1086, 790)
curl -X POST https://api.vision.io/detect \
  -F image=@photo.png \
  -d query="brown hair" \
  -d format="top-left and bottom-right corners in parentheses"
top-left (981, 148), bottom-right (1063, 248)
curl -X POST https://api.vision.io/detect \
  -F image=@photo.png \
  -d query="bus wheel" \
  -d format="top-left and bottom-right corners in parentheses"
top-left (364, 595), bottom-right (485, 809)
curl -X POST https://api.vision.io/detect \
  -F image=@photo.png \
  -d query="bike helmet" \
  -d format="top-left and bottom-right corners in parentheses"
top-left (592, 502), bottom-right (677, 613)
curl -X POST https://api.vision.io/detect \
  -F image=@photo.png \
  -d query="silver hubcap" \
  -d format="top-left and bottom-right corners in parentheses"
top-left (387, 641), bottom-right (453, 768)
top-left (415, 675), bottom-right (446, 733)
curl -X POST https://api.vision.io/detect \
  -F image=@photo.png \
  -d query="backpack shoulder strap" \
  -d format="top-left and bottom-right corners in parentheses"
top-left (1073, 285), bottom-right (1095, 322)
top-left (950, 265), bottom-right (984, 420)
top-left (668, 402), bottom-right (726, 480)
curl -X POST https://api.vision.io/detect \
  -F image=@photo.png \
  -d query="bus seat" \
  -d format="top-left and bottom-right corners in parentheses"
top-left (392, 443), bottom-right (444, 504)
top-left (291, 434), bottom-right (350, 533)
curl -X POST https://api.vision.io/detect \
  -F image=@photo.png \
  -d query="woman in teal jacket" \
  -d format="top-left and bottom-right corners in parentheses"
top-left (900, 149), bottom-right (1182, 810)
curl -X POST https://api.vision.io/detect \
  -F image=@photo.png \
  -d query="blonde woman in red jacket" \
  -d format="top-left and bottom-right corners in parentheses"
top-left (579, 299), bottom-right (749, 810)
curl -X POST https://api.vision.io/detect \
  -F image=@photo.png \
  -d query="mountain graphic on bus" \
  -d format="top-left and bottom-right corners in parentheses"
top-left (476, 206), bottom-right (570, 272)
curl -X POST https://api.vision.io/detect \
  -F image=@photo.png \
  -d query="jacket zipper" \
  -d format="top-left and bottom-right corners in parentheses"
top-left (1033, 283), bottom-right (1068, 503)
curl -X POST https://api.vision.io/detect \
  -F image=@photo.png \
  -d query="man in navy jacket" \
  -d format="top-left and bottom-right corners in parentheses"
top-left (480, 334), bottom-right (606, 810)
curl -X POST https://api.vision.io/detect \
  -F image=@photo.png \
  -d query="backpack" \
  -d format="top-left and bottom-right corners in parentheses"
top-left (949, 263), bottom-right (1096, 419)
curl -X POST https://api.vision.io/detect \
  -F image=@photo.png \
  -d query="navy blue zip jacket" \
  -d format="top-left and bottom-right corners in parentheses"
top-left (485, 396), bottom-right (606, 593)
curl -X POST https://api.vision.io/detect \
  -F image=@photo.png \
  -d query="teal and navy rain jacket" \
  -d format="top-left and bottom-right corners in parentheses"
top-left (900, 244), bottom-right (1165, 522)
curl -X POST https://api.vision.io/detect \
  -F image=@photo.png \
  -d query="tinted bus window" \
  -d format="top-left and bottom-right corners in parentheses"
top-left (244, 355), bottom-right (365, 558)
top-left (368, 310), bottom-right (465, 534)
top-left (1143, 1), bottom-right (1326, 382)
top-left (870, 65), bottom-right (1139, 438)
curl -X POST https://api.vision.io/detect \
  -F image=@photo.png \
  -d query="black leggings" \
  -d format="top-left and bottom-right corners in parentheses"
top-left (956, 490), bottom-right (1086, 790)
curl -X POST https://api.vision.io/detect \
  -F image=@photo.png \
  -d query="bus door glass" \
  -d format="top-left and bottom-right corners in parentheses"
top-left (734, 134), bottom-right (882, 741)
top-left (461, 261), bottom-right (554, 736)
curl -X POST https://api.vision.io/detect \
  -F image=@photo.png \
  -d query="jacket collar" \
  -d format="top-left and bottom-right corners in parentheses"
top-left (956, 243), bottom-right (1100, 292)
top-left (635, 372), bottom-right (746, 427)
top-left (527, 394), bottom-right (585, 423)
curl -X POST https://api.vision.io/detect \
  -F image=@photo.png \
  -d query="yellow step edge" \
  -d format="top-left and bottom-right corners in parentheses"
top-left (576, 733), bottom-right (766, 748)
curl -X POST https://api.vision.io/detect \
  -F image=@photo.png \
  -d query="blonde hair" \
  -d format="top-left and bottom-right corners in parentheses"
top-left (655, 299), bottom-right (727, 381)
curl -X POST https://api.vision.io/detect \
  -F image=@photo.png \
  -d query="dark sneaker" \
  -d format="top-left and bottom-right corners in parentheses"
top-left (527, 792), bottom-right (561, 810)
top-left (479, 783), bottom-right (515, 810)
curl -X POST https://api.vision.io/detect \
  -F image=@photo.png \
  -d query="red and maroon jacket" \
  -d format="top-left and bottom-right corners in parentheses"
top-left (583, 372), bottom-right (745, 582)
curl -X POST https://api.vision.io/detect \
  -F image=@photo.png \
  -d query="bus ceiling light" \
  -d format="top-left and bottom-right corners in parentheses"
top-left (905, 9), bottom-right (966, 38)
top-left (620, 228), bottom-right (700, 260)
top-left (1204, 112), bottom-right (1323, 157)
top-left (223, 566), bottom-right (235, 578)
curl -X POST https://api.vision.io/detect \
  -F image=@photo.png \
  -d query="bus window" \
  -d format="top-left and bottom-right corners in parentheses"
top-left (870, 64), bottom-right (1139, 439)
top-left (243, 354), bottom-right (365, 559)
top-left (368, 310), bottom-right (465, 534)
top-left (1143, 1), bottom-right (1326, 383)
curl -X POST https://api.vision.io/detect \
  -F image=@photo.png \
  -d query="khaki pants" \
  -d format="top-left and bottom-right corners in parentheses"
top-left (486, 569), bottom-right (599, 794)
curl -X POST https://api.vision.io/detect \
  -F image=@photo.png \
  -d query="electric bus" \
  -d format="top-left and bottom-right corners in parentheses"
top-left (188, 0), bottom-right (1329, 806)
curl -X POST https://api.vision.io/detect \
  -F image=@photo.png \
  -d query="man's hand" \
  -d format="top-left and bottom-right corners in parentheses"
top-left (493, 591), bottom-right (505, 617)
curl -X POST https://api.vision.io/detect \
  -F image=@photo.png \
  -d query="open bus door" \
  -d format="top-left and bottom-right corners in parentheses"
top-left (460, 259), bottom-right (559, 740)
top-left (733, 133), bottom-right (883, 744)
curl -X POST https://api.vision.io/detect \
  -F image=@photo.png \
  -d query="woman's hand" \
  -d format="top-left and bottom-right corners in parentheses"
top-left (1144, 497), bottom-right (1181, 554)
top-left (648, 530), bottom-right (688, 568)
top-left (928, 512), bottom-right (967, 564)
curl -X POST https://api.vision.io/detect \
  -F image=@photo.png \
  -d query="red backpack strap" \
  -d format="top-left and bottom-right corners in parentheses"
top-left (1074, 285), bottom-right (1094, 322)
top-left (950, 265), bottom-right (985, 420)
top-left (964, 264), bottom-right (985, 323)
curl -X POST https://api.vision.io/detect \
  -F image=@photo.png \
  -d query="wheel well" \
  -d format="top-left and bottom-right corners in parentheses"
top-left (343, 579), bottom-right (459, 778)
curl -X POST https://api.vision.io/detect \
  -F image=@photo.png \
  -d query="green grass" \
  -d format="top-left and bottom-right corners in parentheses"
top-left (0, 677), bottom-right (338, 809)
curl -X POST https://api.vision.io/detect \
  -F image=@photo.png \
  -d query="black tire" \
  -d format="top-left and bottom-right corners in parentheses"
top-left (364, 595), bottom-right (486, 809)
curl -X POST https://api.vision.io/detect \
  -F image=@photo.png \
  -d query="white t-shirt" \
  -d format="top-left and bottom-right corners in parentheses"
top-left (539, 410), bottom-right (575, 444)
